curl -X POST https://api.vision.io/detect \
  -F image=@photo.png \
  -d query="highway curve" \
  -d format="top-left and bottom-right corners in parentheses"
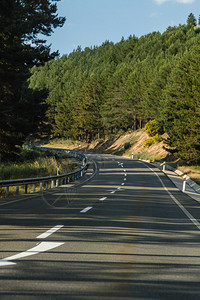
top-left (0, 153), bottom-right (200, 299)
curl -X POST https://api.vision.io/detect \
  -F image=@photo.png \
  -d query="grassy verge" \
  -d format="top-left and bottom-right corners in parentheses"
top-left (136, 151), bottom-right (163, 162)
top-left (42, 138), bottom-right (86, 149)
top-left (165, 160), bottom-right (200, 185)
top-left (0, 148), bottom-right (79, 198)
top-left (0, 148), bottom-right (78, 180)
top-left (137, 153), bottom-right (200, 186)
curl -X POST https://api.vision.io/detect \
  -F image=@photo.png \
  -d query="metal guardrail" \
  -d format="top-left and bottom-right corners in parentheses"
top-left (0, 147), bottom-right (88, 198)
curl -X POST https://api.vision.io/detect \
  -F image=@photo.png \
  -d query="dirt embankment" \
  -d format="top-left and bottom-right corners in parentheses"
top-left (88, 129), bottom-right (169, 159)
top-left (44, 130), bottom-right (168, 159)
top-left (42, 129), bottom-right (200, 185)
top-left (90, 130), bottom-right (200, 185)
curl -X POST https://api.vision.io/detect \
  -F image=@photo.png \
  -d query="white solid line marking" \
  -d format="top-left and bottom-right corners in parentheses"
top-left (0, 261), bottom-right (16, 266)
top-left (37, 225), bottom-right (64, 239)
top-left (80, 206), bottom-right (93, 213)
top-left (0, 242), bottom-right (64, 267)
top-left (99, 197), bottom-right (107, 201)
top-left (142, 162), bottom-right (200, 231)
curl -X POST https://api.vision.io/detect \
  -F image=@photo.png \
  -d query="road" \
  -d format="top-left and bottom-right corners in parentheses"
top-left (0, 153), bottom-right (200, 299)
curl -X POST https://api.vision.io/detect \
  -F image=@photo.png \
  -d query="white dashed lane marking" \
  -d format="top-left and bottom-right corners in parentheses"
top-left (37, 225), bottom-right (64, 239)
top-left (99, 197), bottom-right (107, 201)
top-left (80, 206), bottom-right (93, 213)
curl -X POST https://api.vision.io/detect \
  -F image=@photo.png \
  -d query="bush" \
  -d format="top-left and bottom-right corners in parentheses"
top-left (124, 142), bottom-right (131, 150)
top-left (19, 148), bottom-right (43, 162)
top-left (145, 120), bottom-right (163, 137)
top-left (153, 134), bottom-right (162, 143)
top-left (144, 139), bottom-right (154, 147)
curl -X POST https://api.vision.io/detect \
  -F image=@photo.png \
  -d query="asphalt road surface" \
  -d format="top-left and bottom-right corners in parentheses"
top-left (0, 153), bottom-right (200, 299)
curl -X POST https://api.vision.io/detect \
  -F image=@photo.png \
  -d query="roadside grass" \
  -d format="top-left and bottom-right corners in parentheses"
top-left (136, 153), bottom-right (200, 185)
top-left (136, 151), bottom-right (163, 162)
top-left (46, 138), bottom-right (85, 148)
top-left (177, 165), bottom-right (200, 185)
top-left (165, 160), bottom-right (200, 185)
top-left (0, 148), bottom-right (79, 198)
top-left (0, 150), bottom-right (77, 180)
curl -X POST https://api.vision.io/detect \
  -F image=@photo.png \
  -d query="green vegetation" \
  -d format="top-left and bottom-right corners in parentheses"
top-left (144, 139), bottom-right (154, 148)
top-left (137, 152), bottom-right (162, 162)
top-left (0, 0), bottom-right (65, 160)
top-left (144, 120), bottom-right (163, 146)
top-left (153, 134), bottom-right (162, 143)
top-left (145, 120), bottom-right (163, 137)
top-left (47, 138), bottom-right (85, 147)
top-left (1, 6), bottom-right (200, 165)
top-left (124, 142), bottom-right (131, 150)
top-left (0, 149), bottom-right (75, 180)
top-left (28, 13), bottom-right (200, 164)
top-left (0, 148), bottom-right (79, 198)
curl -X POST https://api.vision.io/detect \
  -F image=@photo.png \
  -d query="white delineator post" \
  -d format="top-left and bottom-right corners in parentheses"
top-left (162, 161), bottom-right (166, 172)
top-left (182, 175), bottom-right (187, 192)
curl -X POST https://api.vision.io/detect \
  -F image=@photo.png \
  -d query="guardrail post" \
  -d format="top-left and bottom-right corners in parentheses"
top-left (40, 182), bottom-right (43, 192)
top-left (25, 184), bottom-right (28, 194)
top-left (33, 184), bottom-right (36, 193)
top-left (51, 180), bottom-right (54, 189)
top-left (46, 181), bottom-right (48, 190)
top-left (56, 179), bottom-right (59, 187)
top-left (6, 186), bottom-right (9, 198)
top-left (16, 185), bottom-right (19, 195)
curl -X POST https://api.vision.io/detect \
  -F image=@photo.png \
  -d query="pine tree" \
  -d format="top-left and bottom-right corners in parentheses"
top-left (161, 47), bottom-right (200, 162)
top-left (187, 13), bottom-right (197, 27)
top-left (0, 0), bottom-right (65, 160)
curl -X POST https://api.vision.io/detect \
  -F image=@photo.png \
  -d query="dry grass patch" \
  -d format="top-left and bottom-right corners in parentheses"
top-left (177, 166), bottom-right (200, 185)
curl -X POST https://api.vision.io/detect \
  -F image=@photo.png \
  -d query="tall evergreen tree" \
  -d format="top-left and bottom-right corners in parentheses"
top-left (28, 16), bottom-right (200, 163)
top-left (0, 0), bottom-right (65, 160)
top-left (161, 47), bottom-right (200, 162)
top-left (187, 13), bottom-right (197, 27)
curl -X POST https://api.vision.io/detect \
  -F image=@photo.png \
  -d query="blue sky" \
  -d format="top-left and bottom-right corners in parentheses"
top-left (47, 0), bottom-right (199, 56)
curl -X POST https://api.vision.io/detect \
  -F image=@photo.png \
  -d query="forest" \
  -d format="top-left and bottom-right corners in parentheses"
top-left (1, 2), bottom-right (200, 164)
top-left (29, 13), bottom-right (200, 163)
